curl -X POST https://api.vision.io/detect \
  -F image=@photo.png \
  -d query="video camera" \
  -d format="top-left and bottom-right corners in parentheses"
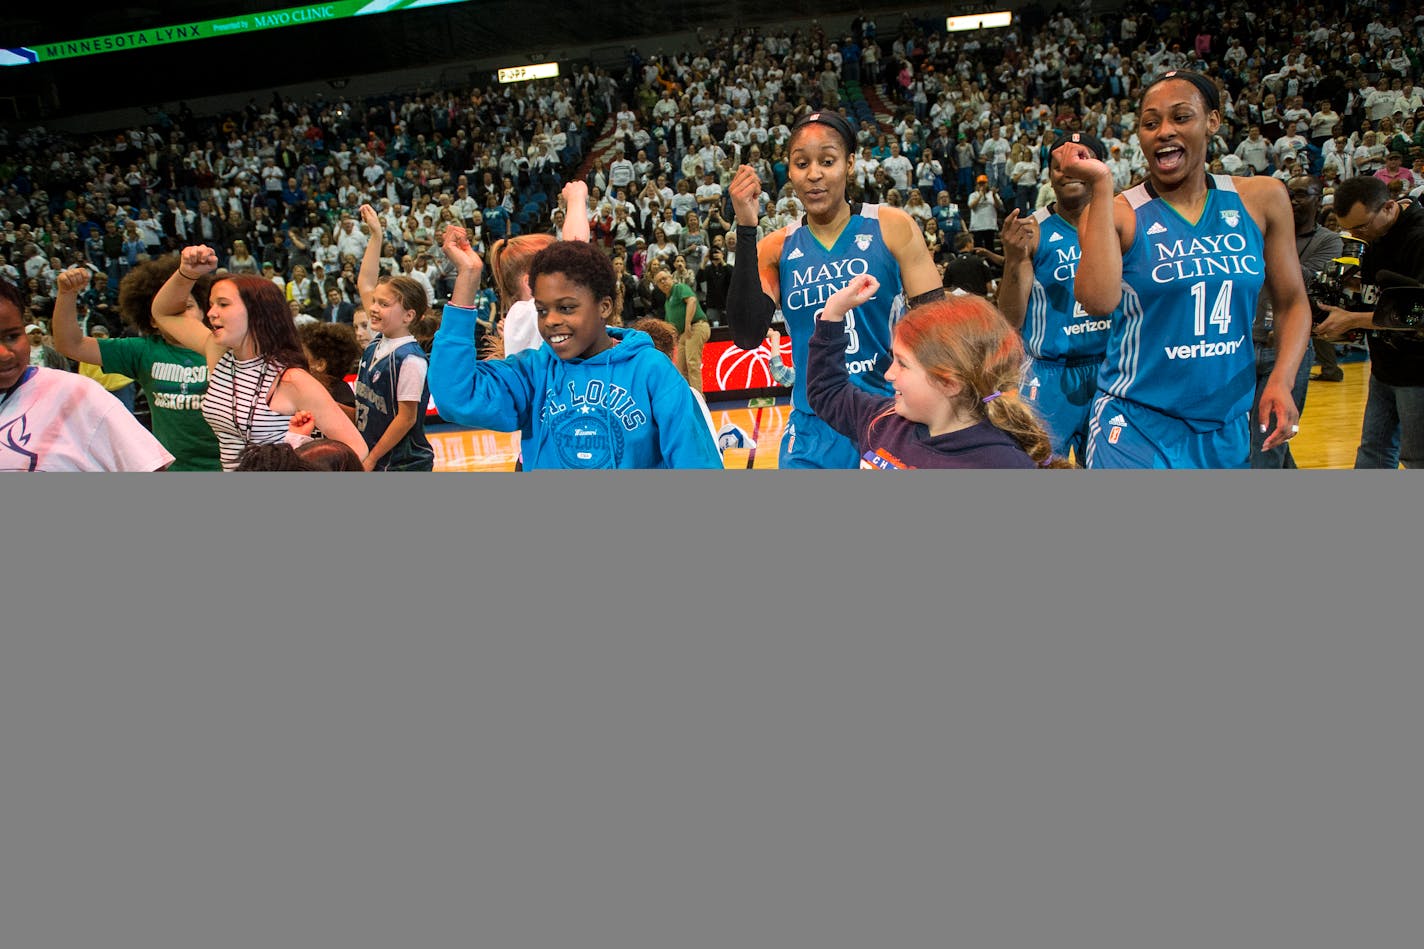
top-left (1307, 236), bottom-right (1370, 341)
top-left (1373, 272), bottom-right (1424, 332)
top-left (1308, 233), bottom-right (1424, 337)
top-left (1307, 258), bottom-right (1369, 322)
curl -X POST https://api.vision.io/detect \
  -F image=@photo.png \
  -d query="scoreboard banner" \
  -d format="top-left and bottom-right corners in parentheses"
top-left (3, 0), bottom-right (470, 67)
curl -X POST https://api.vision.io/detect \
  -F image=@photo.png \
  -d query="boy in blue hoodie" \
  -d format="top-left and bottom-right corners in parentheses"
top-left (431, 227), bottom-right (722, 469)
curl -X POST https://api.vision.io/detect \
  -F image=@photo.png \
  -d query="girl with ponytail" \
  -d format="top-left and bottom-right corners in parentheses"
top-left (806, 275), bottom-right (1074, 468)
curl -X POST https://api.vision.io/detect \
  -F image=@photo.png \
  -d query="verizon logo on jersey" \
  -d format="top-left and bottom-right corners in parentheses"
top-left (1063, 319), bottom-right (1112, 335)
top-left (1164, 335), bottom-right (1246, 359)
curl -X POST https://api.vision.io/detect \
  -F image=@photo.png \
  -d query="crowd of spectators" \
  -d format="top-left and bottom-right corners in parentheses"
top-left (4, 0), bottom-right (1422, 384)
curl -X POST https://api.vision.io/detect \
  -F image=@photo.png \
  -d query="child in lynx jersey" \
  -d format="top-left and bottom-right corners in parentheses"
top-left (808, 274), bottom-right (1067, 469)
top-left (1061, 70), bottom-right (1311, 468)
top-left (997, 132), bottom-right (1116, 462)
top-left (354, 203), bottom-right (433, 470)
top-left (726, 110), bottom-right (943, 468)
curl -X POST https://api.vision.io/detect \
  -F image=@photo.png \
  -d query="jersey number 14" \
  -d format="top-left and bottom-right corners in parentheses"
top-left (1189, 280), bottom-right (1234, 336)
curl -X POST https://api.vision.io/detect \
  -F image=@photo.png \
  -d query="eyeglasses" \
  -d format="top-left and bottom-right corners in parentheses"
top-left (1337, 201), bottom-right (1393, 238)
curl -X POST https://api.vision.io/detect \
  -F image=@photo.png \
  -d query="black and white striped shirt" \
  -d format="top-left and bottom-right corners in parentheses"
top-left (202, 352), bottom-right (291, 470)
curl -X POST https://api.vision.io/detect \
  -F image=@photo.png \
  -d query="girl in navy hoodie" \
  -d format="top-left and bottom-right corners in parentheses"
top-left (430, 228), bottom-right (722, 469)
top-left (808, 275), bottom-right (1073, 469)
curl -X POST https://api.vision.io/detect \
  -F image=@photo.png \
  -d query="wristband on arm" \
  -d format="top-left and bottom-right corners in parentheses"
top-left (907, 286), bottom-right (946, 308)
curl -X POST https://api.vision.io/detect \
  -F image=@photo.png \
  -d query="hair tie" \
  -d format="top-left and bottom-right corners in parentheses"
top-left (982, 391), bottom-right (1002, 404)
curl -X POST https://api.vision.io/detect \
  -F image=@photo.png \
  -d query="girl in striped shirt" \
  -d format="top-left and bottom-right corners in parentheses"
top-left (151, 244), bottom-right (367, 470)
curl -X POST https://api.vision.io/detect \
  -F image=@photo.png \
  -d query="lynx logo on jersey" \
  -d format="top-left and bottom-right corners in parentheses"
top-left (1, 414), bottom-right (38, 471)
top-left (1221, 209), bottom-right (1240, 227)
top-left (855, 234), bottom-right (873, 251)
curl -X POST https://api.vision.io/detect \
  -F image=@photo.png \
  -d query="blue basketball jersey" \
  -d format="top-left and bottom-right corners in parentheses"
top-left (1024, 206), bottom-right (1114, 362)
top-left (1097, 175), bottom-right (1265, 431)
top-left (355, 338), bottom-right (434, 471)
top-left (778, 205), bottom-right (907, 415)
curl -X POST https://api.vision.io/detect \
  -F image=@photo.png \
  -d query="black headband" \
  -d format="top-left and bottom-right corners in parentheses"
top-left (1146, 69), bottom-right (1220, 112)
top-left (790, 110), bottom-right (857, 150)
top-left (1050, 131), bottom-right (1107, 162)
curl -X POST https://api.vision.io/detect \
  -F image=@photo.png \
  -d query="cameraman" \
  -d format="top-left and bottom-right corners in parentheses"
top-left (1315, 175), bottom-right (1424, 467)
top-left (1253, 175), bottom-right (1342, 467)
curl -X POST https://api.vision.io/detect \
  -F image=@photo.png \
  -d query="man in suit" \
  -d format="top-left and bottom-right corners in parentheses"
top-left (319, 286), bottom-right (355, 324)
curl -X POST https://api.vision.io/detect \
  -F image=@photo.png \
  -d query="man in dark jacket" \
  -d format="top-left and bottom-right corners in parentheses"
top-left (318, 286), bottom-right (355, 324)
top-left (696, 248), bottom-right (732, 326)
top-left (941, 231), bottom-right (996, 296)
top-left (1315, 174), bottom-right (1424, 467)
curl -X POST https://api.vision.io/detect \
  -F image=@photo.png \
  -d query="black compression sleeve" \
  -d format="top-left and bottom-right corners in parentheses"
top-left (727, 223), bottom-right (777, 351)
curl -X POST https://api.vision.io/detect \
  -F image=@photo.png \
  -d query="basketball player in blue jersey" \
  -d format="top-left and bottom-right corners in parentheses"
top-left (1061, 69), bottom-right (1312, 468)
top-left (725, 111), bottom-right (944, 468)
top-left (998, 131), bottom-right (1116, 463)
